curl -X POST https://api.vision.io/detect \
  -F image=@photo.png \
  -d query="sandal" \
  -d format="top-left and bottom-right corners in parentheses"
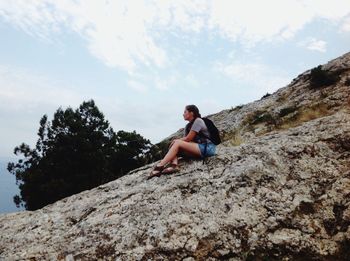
top-left (147, 164), bottom-right (166, 179)
top-left (162, 163), bottom-right (180, 175)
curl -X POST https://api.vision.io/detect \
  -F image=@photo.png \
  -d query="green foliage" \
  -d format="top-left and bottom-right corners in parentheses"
top-left (113, 129), bottom-right (153, 175)
top-left (309, 65), bottom-right (340, 89)
top-left (7, 99), bottom-right (152, 210)
top-left (144, 140), bottom-right (171, 163)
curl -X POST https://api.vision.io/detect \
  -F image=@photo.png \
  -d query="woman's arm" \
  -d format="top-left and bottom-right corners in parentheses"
top-left (170, 124), bottom-right (199, 150)
top-left (181, 130), bottom-right (197, 142)
top-left (169, 130), bottom-right (197, 148)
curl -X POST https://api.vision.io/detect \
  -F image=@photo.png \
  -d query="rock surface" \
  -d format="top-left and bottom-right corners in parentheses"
top-left (1, 52), bottom-right (350, 260)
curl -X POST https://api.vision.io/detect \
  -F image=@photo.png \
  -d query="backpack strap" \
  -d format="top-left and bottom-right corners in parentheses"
top-left (197, 131), bottom-right (212, 144)
top-left (197, 122), bottom-right (210, 164)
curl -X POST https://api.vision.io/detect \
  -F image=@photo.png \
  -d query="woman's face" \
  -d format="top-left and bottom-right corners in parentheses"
top-left (183, 109), bottom-right (193, 121)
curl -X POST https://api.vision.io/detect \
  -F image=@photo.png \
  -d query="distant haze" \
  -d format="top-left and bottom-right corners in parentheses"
top-left (0, 158), bottom-right (25, 214)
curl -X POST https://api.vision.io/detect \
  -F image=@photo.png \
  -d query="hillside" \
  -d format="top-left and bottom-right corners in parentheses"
top-left (1, 52), bottom-right (350, 260)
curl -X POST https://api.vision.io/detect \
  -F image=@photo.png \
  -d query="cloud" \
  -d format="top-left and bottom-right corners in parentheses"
top-left (0, 1), bottom-right (169, 73)
top-left (297, 37), bottom-right (327, 52)
top-left (208, 0), bottom-right (310, 45)
top-left (214, 61), bottom-right (292, 94)
top-left (1, 0), bottom-right (349, 73)
top-left (208, 0), bottom-right (350, 47)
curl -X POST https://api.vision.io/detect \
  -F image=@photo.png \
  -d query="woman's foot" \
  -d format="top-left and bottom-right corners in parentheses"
top-left (162, 163), bottom-right (180, 174)
top-left (147, 164), bottom-right (166, 179)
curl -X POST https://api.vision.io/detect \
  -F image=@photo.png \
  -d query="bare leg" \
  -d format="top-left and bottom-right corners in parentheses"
top-left (171, 156), bottom-right (178, 165)
top-left (169, 143), bottom-right (179, 165)
top-left (158, 140), bottom-right (201, 167)
top-left (170, 141), bottom-right (196, 164)
top-left (158, 146), bottom-right (178, 166)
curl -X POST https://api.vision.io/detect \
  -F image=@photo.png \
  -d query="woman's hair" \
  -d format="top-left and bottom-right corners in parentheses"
top-left (185, 104), bottom-right (201, 119)
top-left (184, 105), bottom-right (201, 136)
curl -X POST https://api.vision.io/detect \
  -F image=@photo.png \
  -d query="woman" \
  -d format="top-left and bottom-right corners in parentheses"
top-left (148, 104), bottom-right (216, 179)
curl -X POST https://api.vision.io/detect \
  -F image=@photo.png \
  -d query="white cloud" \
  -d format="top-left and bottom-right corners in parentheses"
top-left (0, 1), bottom-right (169, 73)
top-left (215, 61), bottom-right (292, 94)
top-left (208, 0), bottom-right (350, 47)
top-left (297, 37), bottom-right (327, 52)
top-left (208, 0), bottom-right (311, 46)
top-left (1, 0), bottom-right (349, 73)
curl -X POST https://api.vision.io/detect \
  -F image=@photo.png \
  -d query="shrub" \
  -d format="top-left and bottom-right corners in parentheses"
top-left (279, 106), bottom-right (298, 117)
top-left (261, 93), bottom-right (271, 99)
top-left (278, 102), bottom-right (330, 130)
top-left (309, 65), bottom-right (340, 89)
top-left (230, 104), bottom-right (243, 112)
top-left (251, 111), bottom-right (275, 125)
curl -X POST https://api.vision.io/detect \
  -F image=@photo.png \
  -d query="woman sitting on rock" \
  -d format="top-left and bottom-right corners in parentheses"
top-left (148, 104), bottom-right (216, 179)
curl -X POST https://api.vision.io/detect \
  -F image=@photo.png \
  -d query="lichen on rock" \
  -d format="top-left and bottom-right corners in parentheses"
top-left (1, 52), bottom-right (350, 261)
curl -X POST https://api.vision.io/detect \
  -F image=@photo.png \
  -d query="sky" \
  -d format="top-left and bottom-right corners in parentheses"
top-left (0, 0), bottom-right (350, 160)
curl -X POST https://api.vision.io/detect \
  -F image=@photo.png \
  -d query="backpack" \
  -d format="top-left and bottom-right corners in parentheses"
top-left (201, 117), bottom-right (221, 145)
top-left (186, 117), bottom-right (221, 145)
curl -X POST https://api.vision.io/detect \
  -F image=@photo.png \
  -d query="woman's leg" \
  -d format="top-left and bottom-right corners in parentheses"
top-left (171, 156), bottom-right (178, 165)
top-left (158, 140), bottom-right (201, 166)
top-left (168, 142), bottom-right (178, 165)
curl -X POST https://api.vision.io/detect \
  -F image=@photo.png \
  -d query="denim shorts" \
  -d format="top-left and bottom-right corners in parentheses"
top-left (198, 142), bottom-right (216, 157)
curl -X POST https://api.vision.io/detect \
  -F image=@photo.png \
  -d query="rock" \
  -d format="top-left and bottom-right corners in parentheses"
top-left (1, 52), bottom-right (350, 260)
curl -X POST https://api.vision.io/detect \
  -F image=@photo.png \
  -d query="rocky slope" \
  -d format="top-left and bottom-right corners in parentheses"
top-left (1, 52), bottom-right (350, 260)
top-left (166, 52), bottom-right (350, 147)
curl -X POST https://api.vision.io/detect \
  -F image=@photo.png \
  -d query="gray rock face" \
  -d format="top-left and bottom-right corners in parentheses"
top-left (1, 52), bottom-right (350, 260)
